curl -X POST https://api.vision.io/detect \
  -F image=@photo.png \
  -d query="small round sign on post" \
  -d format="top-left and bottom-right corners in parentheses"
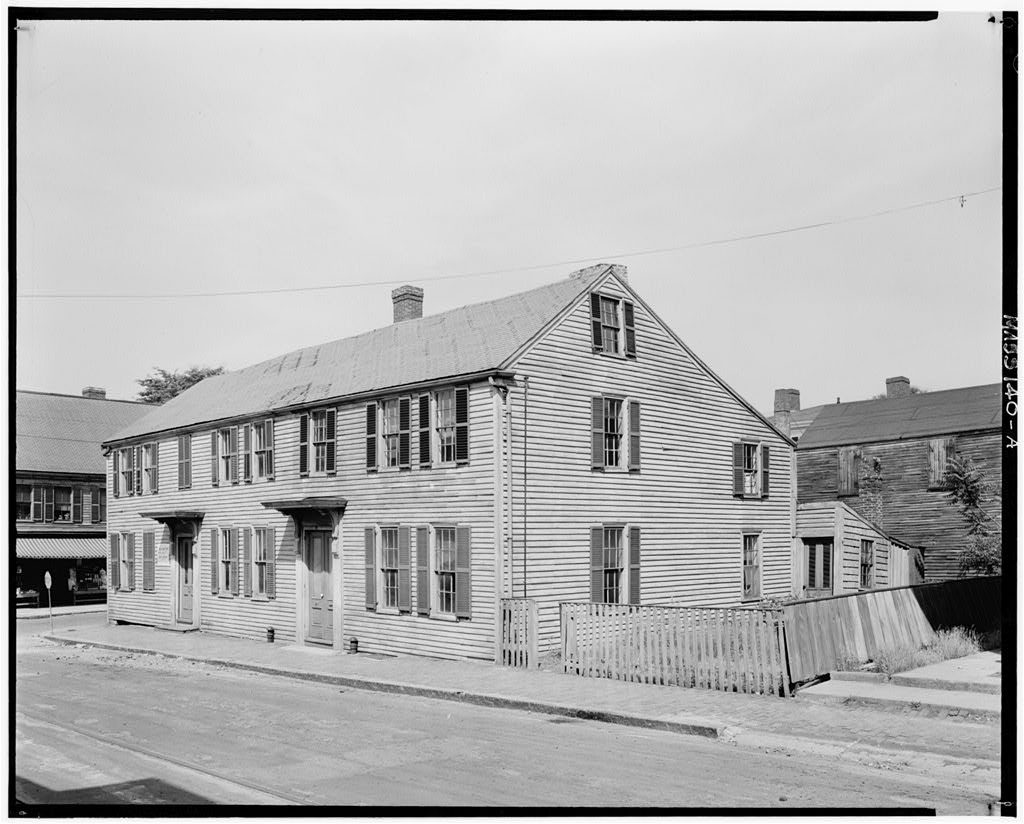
top-left (44, 571), bottom-right (53, 632)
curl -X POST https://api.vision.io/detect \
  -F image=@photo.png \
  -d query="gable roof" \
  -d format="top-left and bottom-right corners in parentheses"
top-left (796, 383), bottom-right (1001, 449)
top-left (106, 265), bottom-right (616, 444)
top-left (16, 391), bottom-right (153, 475)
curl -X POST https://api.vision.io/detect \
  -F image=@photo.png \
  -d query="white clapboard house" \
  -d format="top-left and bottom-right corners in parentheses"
top-left (103, 264), bottom-right (795, 659)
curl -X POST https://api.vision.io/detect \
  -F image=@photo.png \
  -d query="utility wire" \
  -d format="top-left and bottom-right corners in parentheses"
top-left (17, 185), bottom-right (1001, 301)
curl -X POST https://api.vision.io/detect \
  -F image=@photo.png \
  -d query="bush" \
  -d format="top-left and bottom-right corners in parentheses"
top-left (872, 626), bottom-right (981, 678)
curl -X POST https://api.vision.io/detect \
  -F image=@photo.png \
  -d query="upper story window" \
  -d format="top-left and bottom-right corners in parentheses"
top-left (219, 430), bottom-right (234, 482)
top-left (16, 484), bottom-right (32, 521)
top-left (53, 487), bottom-right (73, 522)
top-left (928, 437), bottom-right (956, 490)
top-left (415, 387), bottom-right (469, 469)
top-left (732, 442), bottom-right (770, 499)
top-left (177, 435), bottom-right (192, 490)
top-left (382, 400), bottom-right (403, 468)
top-left (435, 389), bottom-right (457, 464)
top-left (142, 443), bottom-right (159, 494)
top-left (113, 446), bottom-right (135, 497)
top-left (299, 409), bottom-right (335, 477)
top-left (91, 487), bottom-right (106, 524)
top-left (589, 293), bottom-right (637, 358)
top-left (591, 396), bottom-right (641, 472)
top-left (252, 420), bottom-right (275, 479)
top-left (838, 446), bottom-right (860, 496)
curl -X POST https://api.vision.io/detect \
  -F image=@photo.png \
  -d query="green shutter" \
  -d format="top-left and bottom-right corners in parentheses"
top-left (243, 527), bottom-right (252, 597)
top-left (590, 293), bottom-right (603, 351)
top-left (72, 488), bottom-right (83, 523)
top-left (418, 394), bottom-right (431, 468)
top-left (623, 300), bottom-right (636, 358)
top-left (398, 398), bottom-right (411, 469)
top-left (761, 445), bottom-right (770, 499)
top-left (591, 398), bottom-right (604, 469)
top-left (628, 401), bottom-right (641, 471)
top-left (454, 388), bottom-right (469, 465)
top-left (31, 486), bottom-right (43, 521)
top-left (732, 443), bottom-right (745, 496)
top-left (110, 534), bottom-right (121, 590)
top-left (230, 428), bottom-right (239, 484)
top-left (416, 526), bottom-right (430, 615)
top-left (135, 446), bottom-right (143, 495)
top-left (211, 432), bottom-right (219, 487)
top-left (113, 450), bottom-right (120, 497)
top-left (266, 420), bottom-right (275, 479)
top-left (364, 527), bottom-right (376, 609)
top-left (628, 527), bottom-right (641, 605)
top-left (151, 442), bottom-right (159, 493)
top-left (143, 531), bottom-right (155, 591)
top-left (243, 425), bottom-right (252, 483)
top-left (454, 527), bottom-right (471, 619)
top-left (590, 527), bottom-right (603, 602)
top-left (299, 414), bottom-right (309, 477)
top-left (326, 408), bottom-right (337, 475)
top-left (365, 404), bottom-right (377, 471)
top-left (398, 526), bottom-right (411, 612)
top-left (126, 533), bottom-right (136, 591)
top-left (266, 527), bottom-right (276, 599)
top-left (210, 528), bottom-right (219, 594)
top-left (43, 486), bottom-right (54, 522)
top-left (229, 529), bottom-right (239, 594)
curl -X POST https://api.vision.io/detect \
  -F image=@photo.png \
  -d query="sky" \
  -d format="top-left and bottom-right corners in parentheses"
top-left (14, 12), bottom-right (1005, 415)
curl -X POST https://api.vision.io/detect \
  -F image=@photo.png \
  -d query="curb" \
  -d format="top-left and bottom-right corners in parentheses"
top-left (830, 669), bottom-right (1002, 696)
top-left (43, 634), bottom-right (724, 740)
top-left (797, 689), bottom-right (1000, 723)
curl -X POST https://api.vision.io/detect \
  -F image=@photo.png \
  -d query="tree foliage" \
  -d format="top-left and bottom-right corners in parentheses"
top-left (869, 386), bottom-right (924, 400)
top-left (136, 366), bottom-right (224, 405)
top-left (943, 455), bottom-right (1001, 576)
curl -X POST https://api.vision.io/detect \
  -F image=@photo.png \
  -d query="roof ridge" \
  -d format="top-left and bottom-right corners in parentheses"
top-left (16, 389), bottom-right (154, 405)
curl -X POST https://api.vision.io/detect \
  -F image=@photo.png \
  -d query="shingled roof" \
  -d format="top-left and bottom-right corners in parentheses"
top-left (106, 265), bottom-right (618, 444)
top-left (796, 383), bottom-right (1001, 449)
top-left (17, 391), bottom-right (153, 475)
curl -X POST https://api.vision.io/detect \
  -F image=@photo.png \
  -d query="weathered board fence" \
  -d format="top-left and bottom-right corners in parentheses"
top-left (560, 602), bottom-right (790, 697)
top-left (498, 597), bottom-right (539, 668)
top-left (783, 576), bottom-right (1001, 685)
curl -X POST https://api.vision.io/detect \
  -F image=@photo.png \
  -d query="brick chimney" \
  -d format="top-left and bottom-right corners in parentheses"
top-left (885, 376), bottom-right (911, 399)
top-left (771, 388), bottom-right (800, 437)
top-left (391, 285), bottom-right (424, 323)
top-left (81, 386), bottom-right (106, 399)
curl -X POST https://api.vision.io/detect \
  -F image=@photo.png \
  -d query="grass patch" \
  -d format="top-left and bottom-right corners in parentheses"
top-left (873, 627), bottom-right (981, 678)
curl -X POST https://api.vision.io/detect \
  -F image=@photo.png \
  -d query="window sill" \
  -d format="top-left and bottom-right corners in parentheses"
top-left (375, 606), bottom-right (401, 616)
top-left (595, 350), bottom-right (628, 360)
top-left (429, 612), bottom-right (458, 622)
top-left (217, 593), bottom-right (236, 599)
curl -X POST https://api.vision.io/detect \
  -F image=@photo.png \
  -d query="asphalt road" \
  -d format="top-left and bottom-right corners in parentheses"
top-left (14, 618), bottom-right (996, 812)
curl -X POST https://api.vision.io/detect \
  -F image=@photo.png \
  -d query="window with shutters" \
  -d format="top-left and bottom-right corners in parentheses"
top-left (53, 487), bottom-right (73, 522)
top-left (311, 410), bottom-right (329, 472)
top-left (253, 420), bottom-right (274, 479)
top-left (590, 292), bottom-right (637, 358)
top-left (592, 396), bottom-right (641, 471)
top-left (119, 532), bottom-right (134, 591)
top-left (742, 533), bottom-right (761, 600)
top-left (433, 527), bottom-right (457, 615)
top-left (732, 441), bottom-right (769, 499)
top-left (601, 526), bottom-right (624, 604)
top-left (253, 528), bottom-right (269, 597)
top-left (380, 527), bottom-right (400, 608)
top-left (382, 401), bottom-right (401, 468)
top-left (860, 540), bottom-right (875, 589)
top-left (15, 484), bottom-right (31, 521)
top-left (220, 528), bottom-right (236, 595)
top-left (218, 429), bottom-right (234, 483)
top-left (928, 437), bottom-right (956, 490)
top-left (142, 443), bottom-right (158, 493)
top-left (118, 447), bottom-right (135, 496)
top-left (742, 443), bottom-right (760, 496)
top-left (435, 389), bottom-right (457, 464)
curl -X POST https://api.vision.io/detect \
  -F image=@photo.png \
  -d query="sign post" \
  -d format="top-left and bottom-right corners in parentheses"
top-left (44, 571), bottom-right (52, 633)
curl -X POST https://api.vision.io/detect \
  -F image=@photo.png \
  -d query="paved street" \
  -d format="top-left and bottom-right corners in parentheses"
top-left (15, 617), bottom-right (998, 812)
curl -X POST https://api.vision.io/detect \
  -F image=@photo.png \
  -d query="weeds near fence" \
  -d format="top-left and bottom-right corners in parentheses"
top-left (874, 626), bottom-right (982, 678)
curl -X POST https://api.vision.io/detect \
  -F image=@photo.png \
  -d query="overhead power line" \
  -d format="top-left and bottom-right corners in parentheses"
top-left (17, 185), bottom-right (1001, 301)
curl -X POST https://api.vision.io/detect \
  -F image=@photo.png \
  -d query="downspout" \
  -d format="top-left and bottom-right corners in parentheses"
top-left (522, 376), bottom-right (529, 597)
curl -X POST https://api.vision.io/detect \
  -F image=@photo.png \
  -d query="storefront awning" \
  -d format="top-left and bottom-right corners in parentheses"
top-left (17, 537), bottom-right (107, 560)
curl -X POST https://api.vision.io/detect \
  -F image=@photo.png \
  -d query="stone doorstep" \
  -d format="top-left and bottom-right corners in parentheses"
top-left (830, 669), bottom-right (1001, 695)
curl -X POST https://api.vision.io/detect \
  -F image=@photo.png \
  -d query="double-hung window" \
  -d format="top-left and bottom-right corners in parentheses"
top-left (382, 401), bottom-right (402, 468)
top-left (220, 528), bottom-right (236, 594)
top-left (253, 420), bottom-right (274, 479)
top-left (143, 443), bottom-right (158, 493)
top-left (742, 533), bottom-right (761, 600)
top-left (591, 397), bottom-right (641, 471)
top-left (311, 411), bottom-right (329, 472)
top-left (601, 526), bottom-right (624, 604)
top-left (603, 399), bottom-right (623, 468)
top-left (860, 540), bottom-right (875, 589)
top-left (119, 532), bottom-right (135, 591)
top-left (219, 430), bottom-right (234, 483)
top-left (590, 524), bottom-right (640, 604)
top-left (590, 293), bottom-right (637, 358)
top-left (253, 528), bottom-right (269, 597)
top-left (732, 442), bottom-right (770, 499)
top-left (742, 444), bottom-right (759, 496)
top-left (434, 527), bottom-right (457, 615)
top-left (119, 447), bottom-right (135, 496)
top-left (435, 389), bottom-right (457, 465)
top-left (380, 527), bottom-right (400, 609)
top-left (15, 485), bottom-right (32, 521)
top-left (53, 487), bottom-right (73, 522)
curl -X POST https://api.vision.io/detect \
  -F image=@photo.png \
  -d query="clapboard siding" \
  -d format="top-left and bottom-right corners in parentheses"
top-left (507, 275), bottom-right (795, 649)
top-left (797, 430), bottom-right (1000, 581)
top-left (106, 382), bottom-right (497, 659)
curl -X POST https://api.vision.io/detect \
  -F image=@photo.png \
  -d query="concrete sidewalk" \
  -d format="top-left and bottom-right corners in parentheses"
top-left (42, 622), bottom-right (1001, 765)
top-left (17, 604), bottom-right (107, 620)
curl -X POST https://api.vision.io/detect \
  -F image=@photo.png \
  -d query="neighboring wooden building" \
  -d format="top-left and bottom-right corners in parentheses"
top-left (791, 379), bottom-right (1001, 582)
top-left (15, 388), bottom-right (152, 607)
top-left (103, 265), bottom-right (795, 659)
top-left (795, 501), bottom-right (914, 599)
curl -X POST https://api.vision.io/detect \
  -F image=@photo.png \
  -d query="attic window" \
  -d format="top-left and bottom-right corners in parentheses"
top-left (590, 293), bottom-right (637, 358)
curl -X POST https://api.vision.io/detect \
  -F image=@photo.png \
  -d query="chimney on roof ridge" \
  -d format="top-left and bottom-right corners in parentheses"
top-left (886, 375), bottom-right (911, 399)
top-left (82, 386), bottom-right (106, 399)
top-left (391, 285), bottom-right (424, 323)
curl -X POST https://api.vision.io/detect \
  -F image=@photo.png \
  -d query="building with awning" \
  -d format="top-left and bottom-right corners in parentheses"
top-left (15, 388), bottom-right (152, 607)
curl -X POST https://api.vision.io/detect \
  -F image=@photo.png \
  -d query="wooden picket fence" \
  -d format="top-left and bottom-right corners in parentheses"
top-left (783, 576), bottom-right (1001, 685)
top-left (560, 602), bottom-right (790, 697)
top-left (498, 597), bottom-right (539, 668)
